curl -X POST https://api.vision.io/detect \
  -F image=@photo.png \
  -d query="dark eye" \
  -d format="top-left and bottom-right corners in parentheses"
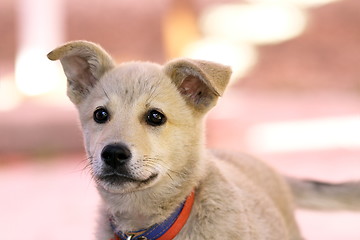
top-left (146, 109), bottom-right (166, 126)
top-left (93, 108), bottom-right (109, 124)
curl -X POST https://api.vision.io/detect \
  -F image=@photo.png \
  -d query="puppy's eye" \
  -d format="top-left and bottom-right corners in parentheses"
top-left (93, 108), bottom-right (109, 124)
top-left (146, 109), bottom-right (166, 126)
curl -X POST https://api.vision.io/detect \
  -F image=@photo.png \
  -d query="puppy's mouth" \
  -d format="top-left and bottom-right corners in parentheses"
top-left (97, 172), bottom-right (158, 186)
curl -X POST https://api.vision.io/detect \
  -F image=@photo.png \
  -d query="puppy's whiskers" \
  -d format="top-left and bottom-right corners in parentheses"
top-left (142, 155), bottom-right (187, 182)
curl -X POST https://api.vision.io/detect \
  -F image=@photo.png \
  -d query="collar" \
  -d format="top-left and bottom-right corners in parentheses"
top-left (110, 191), bottom-right (195, 240)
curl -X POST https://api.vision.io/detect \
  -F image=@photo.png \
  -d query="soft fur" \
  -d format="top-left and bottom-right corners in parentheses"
top-left (48, 40), bottom-right (359, 240)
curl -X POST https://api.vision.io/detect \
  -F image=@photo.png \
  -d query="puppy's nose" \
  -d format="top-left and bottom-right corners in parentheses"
top-left (101, 144), bottom-right (132, 169)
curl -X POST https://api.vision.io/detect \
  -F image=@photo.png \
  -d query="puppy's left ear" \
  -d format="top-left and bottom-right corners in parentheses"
top-left (163, 58), bottom-right (232, 113)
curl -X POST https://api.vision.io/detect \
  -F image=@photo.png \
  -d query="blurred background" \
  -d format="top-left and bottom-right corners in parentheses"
top-left (1, 0), bottom-right (360, 239)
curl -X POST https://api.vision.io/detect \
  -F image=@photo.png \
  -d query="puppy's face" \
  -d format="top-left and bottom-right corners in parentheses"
top-left (48, 41), bottom-right (231, 194)
top-left (78, 63), bottom-right (202, 193)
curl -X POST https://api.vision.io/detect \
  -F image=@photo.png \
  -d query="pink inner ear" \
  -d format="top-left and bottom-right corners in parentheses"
top-left (179, 75), bottom-right (208, 103)
top-left (63, 56), bottom-right (97, 87)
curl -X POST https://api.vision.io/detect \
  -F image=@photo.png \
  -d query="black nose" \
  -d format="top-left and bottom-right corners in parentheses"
top-left (101, 143), bottom-right (132, 169)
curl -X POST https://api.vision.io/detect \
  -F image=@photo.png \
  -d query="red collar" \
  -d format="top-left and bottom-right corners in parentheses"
top-left (110, 191), bottom-right (195, 240)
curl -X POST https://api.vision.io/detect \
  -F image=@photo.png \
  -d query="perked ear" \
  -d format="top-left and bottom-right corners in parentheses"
top-left (47, 40), bottom-right (115, 104)
top-left (163, 58), bottom-right (232, 113)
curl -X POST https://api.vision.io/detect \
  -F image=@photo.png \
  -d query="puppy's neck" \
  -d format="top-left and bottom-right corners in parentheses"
top-left (98, 182), bottom-right (196, 232)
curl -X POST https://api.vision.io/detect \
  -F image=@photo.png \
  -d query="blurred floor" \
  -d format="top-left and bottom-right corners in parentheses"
top-left (0, 90), bottom-right (359, 240)
top-left (1, 155), bottom-right (360, 240)
top-left (0, 154), bottom-right (99, 240)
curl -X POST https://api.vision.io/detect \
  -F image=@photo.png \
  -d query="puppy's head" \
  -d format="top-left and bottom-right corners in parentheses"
top-left (48, 41), bottom-right (231, 194)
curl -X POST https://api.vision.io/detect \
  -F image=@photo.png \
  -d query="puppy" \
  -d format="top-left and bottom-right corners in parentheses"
top-left (48, 40), bottom-right (360, 240)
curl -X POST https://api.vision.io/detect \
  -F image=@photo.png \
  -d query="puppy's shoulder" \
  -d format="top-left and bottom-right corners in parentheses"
top-left (206, 149), bottom-right (287, 196)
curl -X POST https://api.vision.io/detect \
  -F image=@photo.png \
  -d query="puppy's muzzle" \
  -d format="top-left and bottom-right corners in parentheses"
top-left (101, 143), bottom-right (132, 169)
top-left (99, 143), bottom-right (158, 187)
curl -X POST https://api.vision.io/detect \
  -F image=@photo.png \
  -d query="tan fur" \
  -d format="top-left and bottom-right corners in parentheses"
top-left (48, 40), bottom-right (358, 240)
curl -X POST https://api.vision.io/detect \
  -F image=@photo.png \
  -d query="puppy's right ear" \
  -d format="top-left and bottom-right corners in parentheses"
top-left (47, 40), bottom-right (115, 104)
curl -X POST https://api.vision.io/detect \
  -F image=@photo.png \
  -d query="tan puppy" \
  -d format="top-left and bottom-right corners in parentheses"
top-left (48, 41), bottom-right (359, 240)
